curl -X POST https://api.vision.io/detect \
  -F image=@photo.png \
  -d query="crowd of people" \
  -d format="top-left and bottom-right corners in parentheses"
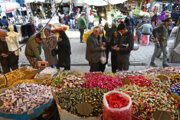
top-left (0, 7), bottom-right (180, 74)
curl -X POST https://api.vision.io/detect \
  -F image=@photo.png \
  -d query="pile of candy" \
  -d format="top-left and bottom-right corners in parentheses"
top-left (171, 83), bottom-right (180, 96)
top-left (84, 73), bottom-right (123, 90)
top-left (57, 88), bottom-right (107, 117)
top-left (126, 75), bottom-right (153, 87)
top-left (0, 83), bottom-right (53, 114)
top-left (43, 71), bottom-right (85, 90)
top-left (116, 85), bottom-right (179, 119)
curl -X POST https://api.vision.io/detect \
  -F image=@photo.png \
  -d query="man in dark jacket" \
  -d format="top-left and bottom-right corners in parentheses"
top-left (124, 12), bottom-right (136, 34)
top-left (104, 22), bottom-right (117, 64)
top-left (150, 18), bottom-right (172, 67)
top-left (113, 23), bottom-right (134, 71)
top-left (0, 30), bottom-right (18, 74)
top-left (86, 26), bottom-right (105, 72)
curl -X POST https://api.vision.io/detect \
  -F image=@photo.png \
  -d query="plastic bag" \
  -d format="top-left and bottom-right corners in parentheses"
top-left (100, 51), bottom-right (106, 64)
top-left (140, 34), bottom-right (150, 46)
top-left (103, 91), bottom-right (132, 120)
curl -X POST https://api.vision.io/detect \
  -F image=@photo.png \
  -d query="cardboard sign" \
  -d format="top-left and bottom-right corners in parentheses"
top-left (153, 111), bottom-right (171, 120)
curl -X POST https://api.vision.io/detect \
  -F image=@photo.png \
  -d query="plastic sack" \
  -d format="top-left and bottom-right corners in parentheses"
top-left (100, 52), bottom-right (106, 64)
top-left (103, 91), bottom-right (132, 120)
top-left (140, 34), bottom-right (149, 46)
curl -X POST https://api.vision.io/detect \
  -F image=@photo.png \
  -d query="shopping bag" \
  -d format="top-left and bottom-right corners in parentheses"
top-left (100, 51), bottom-right (106, 64)
top-left (140, 34), bottom-right (150, 46)
top-left (174, 43), bottom-right (180, 55)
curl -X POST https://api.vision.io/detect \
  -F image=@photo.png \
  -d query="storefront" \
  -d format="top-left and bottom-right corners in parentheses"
top-left (0, 2), bottom-right (21, 17)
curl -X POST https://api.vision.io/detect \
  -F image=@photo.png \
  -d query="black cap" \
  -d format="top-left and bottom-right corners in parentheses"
top-left (117, 23), bottom-right (126, 30)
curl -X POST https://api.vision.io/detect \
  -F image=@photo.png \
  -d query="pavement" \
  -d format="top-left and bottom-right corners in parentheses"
top-left (17, 30), bottom-right (180, 73)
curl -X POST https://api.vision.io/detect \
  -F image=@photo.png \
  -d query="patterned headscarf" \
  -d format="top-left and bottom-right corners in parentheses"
top-left (43, 27), bottom-right (57, 50)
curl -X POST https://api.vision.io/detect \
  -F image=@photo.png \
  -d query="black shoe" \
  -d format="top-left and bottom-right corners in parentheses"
top-left (163, 64), bottom-right (170, 67)
top-left (150, 62), bottom-right (157, 67)
top-left (80, 41), bottom-right (84, 43)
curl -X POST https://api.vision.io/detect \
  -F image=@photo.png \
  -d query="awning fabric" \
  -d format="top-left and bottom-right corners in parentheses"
top-left (82, 0), bottom-right (127, 6)
top-left (0, 2), bottom-right (21, 13)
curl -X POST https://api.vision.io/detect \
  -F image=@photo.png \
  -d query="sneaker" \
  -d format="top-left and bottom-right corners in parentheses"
top-left (163, 64), bottom-right (170, 67)
top-left (150, 62), bottom-right (157, 67)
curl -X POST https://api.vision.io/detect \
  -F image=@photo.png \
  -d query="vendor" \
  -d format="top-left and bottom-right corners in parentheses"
top-left (0, 29), bottom-right (18, 74)
top-left (25, 33), bottom-right (43, 68)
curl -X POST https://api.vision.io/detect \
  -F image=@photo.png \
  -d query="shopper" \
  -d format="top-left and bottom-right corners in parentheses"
top-left (124, 12), bottom-right (136, 34)
top-left (1, 16), bottom-right (9, 30)
top-left (110, 30), bottom-right (119, 73)
top-left (69, 12), bottom-right (75, 29)
top-left (86, 26), bottom-right (105, 72)
top-left (114, 23), bottom-right (134, 71)
top-left (104, 21), bottom-right (117, 64)
top-left (42, 27), bottom-right (58, 68)
top-left (25, 33), bottom-right (43, 68)
top-left (98, 26), bottom-right (107, 72)
top-left (0, 29), bottom-right (18, 74)
top-left (77, 13), bottom-right (87, 43)
top-left (57, 30), bottom-right (71, 70)
top-left (138, 20), bottom-right (153, 43)
top-left (150, 18), bottom-right (172, 67)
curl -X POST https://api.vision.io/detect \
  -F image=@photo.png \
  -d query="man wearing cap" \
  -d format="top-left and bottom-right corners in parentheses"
top-left (77, 13), bottom-right (87, 43)
top-left (150, 18), bottom-right (172, 67)
top-left (113, 23), bottom-right (134, 71)
top-left (25, 33), bottom-right (43, 68)
top-left (0, 30), bottom-right (19, 74)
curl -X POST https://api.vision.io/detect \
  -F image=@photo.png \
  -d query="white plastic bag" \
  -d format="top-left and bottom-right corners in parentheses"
top-left (174, 43), bottom-right (180, 55)
top-left (100, 51), bottom-right (106, 64)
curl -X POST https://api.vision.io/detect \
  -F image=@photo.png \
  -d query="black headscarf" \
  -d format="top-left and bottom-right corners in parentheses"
top-left (58, 30), bottom-right (71, 54)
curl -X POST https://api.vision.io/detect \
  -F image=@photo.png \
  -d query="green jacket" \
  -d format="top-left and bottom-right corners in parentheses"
top-left (77, 17), bottom-right (86, 29)
top-left (153, 24), bottom-right (169, 47)
top-left (25, 34), bottom-right (42, 61)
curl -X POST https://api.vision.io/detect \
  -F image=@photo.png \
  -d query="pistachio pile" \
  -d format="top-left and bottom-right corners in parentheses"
top-left (57, 88), bottom-right (107, 117)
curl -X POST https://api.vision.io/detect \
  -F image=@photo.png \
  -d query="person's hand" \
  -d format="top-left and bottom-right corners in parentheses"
top-left (115, 47), bottom-right (120, 51)
top-left (101, 46), bottom-right (105, 51)
top-left (58, 37), bottom-right (63, 42)
top-left (101, 42), bottom-right (106, 46)
top-left (153, 38), bottom-right (158, 43)
top-left (1, 53), bottom-right (8, 58)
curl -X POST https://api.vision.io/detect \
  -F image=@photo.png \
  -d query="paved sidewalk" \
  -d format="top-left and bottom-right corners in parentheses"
top-left (17, 31), bottom-right (180, 73)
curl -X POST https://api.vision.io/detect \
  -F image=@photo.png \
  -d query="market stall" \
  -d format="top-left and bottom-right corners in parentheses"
top-left (0, 67), bottom-right (179, 120)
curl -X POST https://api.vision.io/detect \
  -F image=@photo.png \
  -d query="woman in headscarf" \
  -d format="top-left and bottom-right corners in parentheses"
top-left (110, 30), bottom-right (119, 73)
top-left (42, 27), bottom-right (58, 68)
top-left (57, 30), bottom-right (71, 70)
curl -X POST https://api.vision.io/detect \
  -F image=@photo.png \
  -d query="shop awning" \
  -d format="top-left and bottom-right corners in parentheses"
top-left (0, 2), bottom-right (21, 13)
top-left (25, 0), bottom-right (70, 3)
top-left (82, 0), bottom-right (127, 6)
